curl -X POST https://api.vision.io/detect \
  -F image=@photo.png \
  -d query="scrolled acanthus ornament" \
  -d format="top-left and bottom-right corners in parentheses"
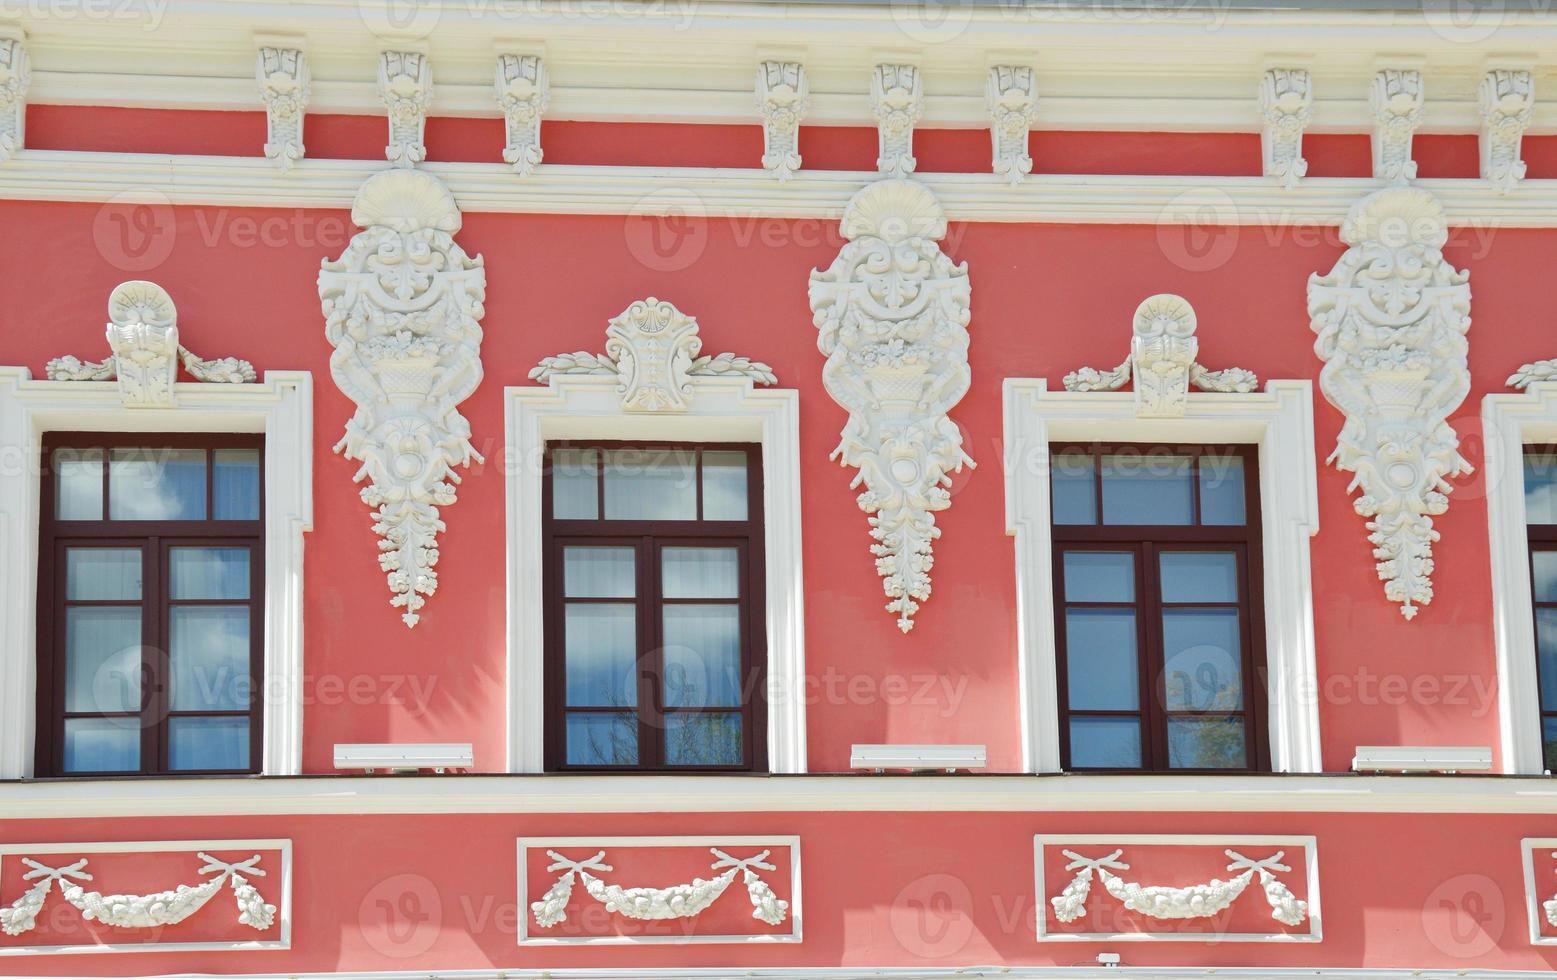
top-left (318, 168), bottom-right (487, 627)
top-left (530, 848), bottom-right (789, 929)
top-left (1307, 187), bottom-right (1472, 620)
top-left (0, 854), bottom-right (276, 936)
top-left (1049, 849), bottom-right (1308, 928)
top-left (808, 178), bottom-right (973, 633)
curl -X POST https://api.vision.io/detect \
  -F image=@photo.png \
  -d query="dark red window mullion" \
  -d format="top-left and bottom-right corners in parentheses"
top-left (1140, 540), bottom-right (1168, 770)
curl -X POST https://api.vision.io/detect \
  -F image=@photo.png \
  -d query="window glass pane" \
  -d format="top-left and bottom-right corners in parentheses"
top-left (1534, 551), bottom-right (1557, 604)
top-left (1545, 716), bottom-right (1557, 774)
top-left (54, 448), bottom-right (104, 520)
top-left (169, 547), bottom-right (250, 600)
top-left (1159, 551), bottom-right (1239, 603)
top-left (1101, 453), bottom-right (1193, 525)
top-left (1063, 551), bottom-right (1134, 602)
top-left (1064, 609), bottom-right (1139, 710)
top-left (1069, 717), bottom-right (1141, 768)
top-left (603, 449), bottom-right (696, 520)
top-left (66, 547), bottom-right (142, 600)
top-left (666, 712), bottom-right (743, 766)
top-left (63, 717), bottom-right (139, 773)
top-left (701, 451), bottom-right (749, 521)
top-left (663, 605), bottom-right (742, 708)
top-left (564, 604), bottom-right (637, 707)
top-left (1167, 715), bottom-right (1247, 769)
top-left (1051, 453), bottom-right (1096, 525)
top-left (662, 547), bottom-right (739, 599)
top-left (1526, 452), bottom-right (1557, 525)
top-left (564, 547), bottom-right (635, 598)
top-left (170, 606), bottom-right (251, 710)
top-left (212, 449), bottom-right (261, 520)
top-left (551, 448), bottom-right (600, 520)
top-left (168, 716), bottom-right (249, 770)
top-left (109, 448), bottom-right (206, 520)
top-left (65, 607), bottom-right (141, 712)
top-left (1162, 609), bottom-right (1244, 711)
top-left (1198, 453), bottom-right (1247, 525)
top-left (1539, 608), bottom-right (1557, 712)
top-left (566, 712), bottom-right (638, 766)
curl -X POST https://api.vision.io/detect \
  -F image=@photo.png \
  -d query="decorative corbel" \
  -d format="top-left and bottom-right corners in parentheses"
top-left (871, 63), bottom-right (922, 178)
top-left (1062, 293), bottom-right (1258, 418)
top-left (986, 65), bottom-right (1037, 185)
top-left (530, 297), bottom-right (776, 412)
top-left (45, 281), bottom-right (256, 408)
top-left (378, 50), bottom-right (433, 168)
top-left (757, 60), bottom-right (807, 181)
top-left (1260, 68), bottom-right (1312, 189)
top-left (1308, 187), bottom-right (1472, 620)
top-left (496, 52), bottom-right (548, 177)
top-left (256, 43), bottom-right (309, 172)
top-left (0, 32), bottom-right (31, 164)
top-left (1370, 69), bottom-right (1422, 184)
top-left (1479, 68), bottom-right (1534, 194)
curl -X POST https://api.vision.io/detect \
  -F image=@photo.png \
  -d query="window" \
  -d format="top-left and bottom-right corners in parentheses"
top-left (1526, 447), bottom-right (1557, 770)
top-left (542, 442), bottom-right (766, 772)
top-left (1051, 443), bottom-right (1268, 772)
top-left (37, 434), bottom-right (264, 776)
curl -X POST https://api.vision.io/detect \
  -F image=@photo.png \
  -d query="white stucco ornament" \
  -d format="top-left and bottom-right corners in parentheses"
top-left (986, 65), bottom-right (1037, 184)
top-left (45, 280), bottom-right (256, 407)
top-left (496, 53), bottom-right (548, 177)
top-left (531, 297), bottom-right (775, 412)
top-left (1063, 293), bottom-right (1257, 417)
top-left (1510, 359), bottom-right (1557, 389)
top-left (1050, 849), bottom-right (1307, 927)
top-left (531, 849), bottom-right (788, 929)
top-left (809, 178), bottom-right (973, 633)
top-left (319, 168), bottom-right (487, 628)
top-left (757, 61), bottom-right (807, 181)
top-left (1260, 68), bottom-right (1312, 189)
top-left (256, 45), bottom-right (309, 172)
top-left (1308, 187), bottom-right (1472, 620)
top-left (871, 63), bottom-right (922, 178)
top-left (1479, 69), bottom-right (1534, 194)
top-left (0, 34), bottom-right (30, 164)
top-left (378, 50), bottom-right (432, 168)
top-left (1370, 68), bottom-right (1423, 184)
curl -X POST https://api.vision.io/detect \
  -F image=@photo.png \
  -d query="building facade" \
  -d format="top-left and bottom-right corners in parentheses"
top-left (3, 1), bottom-right (1557, 976)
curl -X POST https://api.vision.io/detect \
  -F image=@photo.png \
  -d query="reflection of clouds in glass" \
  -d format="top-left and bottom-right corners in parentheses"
top-left (109, 449), bottom-right (206, 520)
top-left (171, 605), bottom-right (251, 710)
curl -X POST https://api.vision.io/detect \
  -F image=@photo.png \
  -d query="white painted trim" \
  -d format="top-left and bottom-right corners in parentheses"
top-left (0, 837), bottom-right (292, 956)
top-left (1521, 836), bottom-right (1557, 945)
top-left (12, 151), bottom-right (1557, 226)
top-left (516, 835), bottom-right (801, 945)
top-left (1033, 833), bottom-right (1321, 943)
top-left (1002, 380), bottom-right (1321, 774)
top-left (0, 368), bottom-right (313, 778)
top-left (1483, 385), bottom-right (1557, 775)
top-left (504, 376), bottom-right (805, 773)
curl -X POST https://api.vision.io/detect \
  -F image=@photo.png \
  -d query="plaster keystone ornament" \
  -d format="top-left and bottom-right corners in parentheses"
top-left (531, 297), bottom-right (775, 412)
top-left (1370, 69), bottom-right (1423, 184)
top-left (871, 64), bottom-right (922, 178)
top-left (378, 51), bottom-right (432, 168)
top-left (256, 46), bottom-right (309, 172)
top-left (319, 169), bottom-right (486, 628)
top-left (1260, 68), bottom-right (1312, 189)
top-left (496, 54), bottom-right (548, 177)
top-left (1510, 358), bottom-right (1557, 389)
top-left (1062, 293), bottom-right (1258, 417)
top-left (531, 849), bottom-right (788, 929)
top-left (1050, 849), bottom-right (1308, 927)
top-left (44, 281), bottom-right (256, 407)
top-left (0, 854), bottom-right (276, 936)
top-left (757, 61), bottom-right (807, 181)
top-left (986, 65), bottom-right (1037, 185)
top-left (1479, 69), bottom-right (1534, 194)
top-left (0, 36), bottom-right (30, 164)
top-left (809, 179), bottom-right (973, 633)
top-left (1308, 187), bottom-right (1472, 620)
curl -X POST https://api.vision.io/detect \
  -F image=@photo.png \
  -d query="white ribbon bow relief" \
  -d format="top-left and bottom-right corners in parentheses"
top-left (530, 848), bottom-right (789, 929)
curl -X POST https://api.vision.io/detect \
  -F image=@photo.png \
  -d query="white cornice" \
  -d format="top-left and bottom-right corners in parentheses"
top-left (3, 773), bottom-right (1557, 819)
top-left (7, 150), bottom-right (1557, 225)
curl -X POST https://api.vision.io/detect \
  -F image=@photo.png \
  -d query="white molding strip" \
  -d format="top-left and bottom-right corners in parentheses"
top-left (10, 150), bottom-right (1557, 226)
top-left (0, 367), bottom-right (313, 778)
top-left (4, 773), bottom-right (1557, 819)
top-left (0, 838), bottom-right (292, 956)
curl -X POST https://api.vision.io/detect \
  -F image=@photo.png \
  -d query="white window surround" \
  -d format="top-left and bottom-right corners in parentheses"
top-left (1483, 382), bottom-right (1557, 775)
top-left (1002, 378), bottom-right (1322, 774)
top-left (505, 374), bottom-right (805, 774)
top-left (0, 366), bottom-right (313, 778)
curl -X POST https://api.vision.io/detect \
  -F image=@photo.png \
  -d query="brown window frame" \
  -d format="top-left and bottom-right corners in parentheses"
top-left (541, 440), bottom-right (768, 773)
top-left (36, 432), bottom-right (265, 777)
top-left (1528, 445), bottom-right (1557, 771)
top-left (1051, 442), bottom-right (1270, 773)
